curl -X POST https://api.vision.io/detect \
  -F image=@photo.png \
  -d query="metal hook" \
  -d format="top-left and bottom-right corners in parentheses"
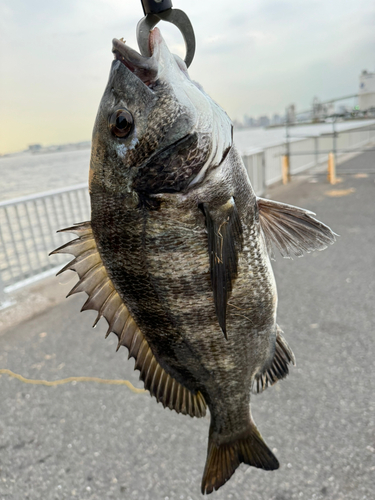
top-left (137, 0), bottom-right (196, 67)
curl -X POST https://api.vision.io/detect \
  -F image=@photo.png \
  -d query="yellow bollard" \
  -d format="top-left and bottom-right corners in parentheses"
top-left (282, 155), bottom-right (290, 185)
top-left (327, 152), bottom-right (336, 184)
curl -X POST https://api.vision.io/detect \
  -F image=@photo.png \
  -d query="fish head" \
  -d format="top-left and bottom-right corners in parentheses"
top-left (89, 28), bottom-right (232, 198)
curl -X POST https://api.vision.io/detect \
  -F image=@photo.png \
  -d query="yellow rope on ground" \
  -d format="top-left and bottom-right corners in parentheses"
top-left (0, 368), bottom-right (146, 394)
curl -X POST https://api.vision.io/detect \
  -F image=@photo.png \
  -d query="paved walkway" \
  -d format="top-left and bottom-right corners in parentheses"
top-left (0, 155), bottom-right (374, 500)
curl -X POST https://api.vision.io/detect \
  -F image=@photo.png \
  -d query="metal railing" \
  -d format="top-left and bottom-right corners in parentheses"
top-left (0, 158), bottom-right (264, 300)
top-left (0, 184), bottom-right (90, 295)
top-left (0, 122), bottom-right (373, 301)
top-left (265, 122), bottom-right (375, 185)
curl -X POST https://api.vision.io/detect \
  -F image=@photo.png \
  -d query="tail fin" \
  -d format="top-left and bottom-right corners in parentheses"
top-left (201, 421), bottom-right (279, 494)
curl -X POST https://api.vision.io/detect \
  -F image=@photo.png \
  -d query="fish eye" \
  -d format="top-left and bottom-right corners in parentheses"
top-left (109, 109), bottom-right (134, 138)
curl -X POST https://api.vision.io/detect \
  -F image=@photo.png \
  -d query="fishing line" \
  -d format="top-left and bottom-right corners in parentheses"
top-left (0, 368), bottom-right (146, 394)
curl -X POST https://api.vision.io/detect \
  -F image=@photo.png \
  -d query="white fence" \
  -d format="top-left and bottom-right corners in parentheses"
top-left (0, 122), bottom-right (374, 300)
top-left (0, 184), bottom-right (89, 297)
top-left (242, 150), bottom-right (265, 195)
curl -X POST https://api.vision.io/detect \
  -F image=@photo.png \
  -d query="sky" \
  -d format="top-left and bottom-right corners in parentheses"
top-left (0, 0), bottom-right (374, 155)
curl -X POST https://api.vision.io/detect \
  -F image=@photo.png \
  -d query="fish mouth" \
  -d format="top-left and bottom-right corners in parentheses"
top-left (112, 29), bottom-right (160, 86)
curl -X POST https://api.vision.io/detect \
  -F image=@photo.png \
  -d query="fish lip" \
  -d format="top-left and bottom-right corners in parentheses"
top-left (112, 29), bottom-right (160, 85)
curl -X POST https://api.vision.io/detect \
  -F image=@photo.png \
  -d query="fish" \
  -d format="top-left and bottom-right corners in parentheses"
top-left (51, 27), bottom-right (336, 494)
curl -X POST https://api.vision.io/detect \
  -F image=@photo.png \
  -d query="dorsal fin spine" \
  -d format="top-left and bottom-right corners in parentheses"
top-left (140, 349), bottom-right (153, 378)
top-left (57, 221), bottom-right (92, 236)
top-left (171, 380), bottom-right (179, 410)
top-left (136, 339), bottom-right (149, 369)
top-left (99, 288), bottom-right (116, 314)
top-left (157, 372), bottom-right (167, 400)
top-left (81, 278), bottom-right (111, 312)
top-left (176, 384), bottom-right (183, 413)
top-left (119, 316), bottom-right (135, 347)
top-left (56, 258), bottom-right (77, 276)
top-left (150, 364), bottom-right (162, 396)
top-left (50, 235), bottom-right (95, 258)
top-left (103, 295), bottom-right (123, 334)
top-left (186, 391), bottom-right (192, 416)
top-left (66, 262), bottom-right (102, 297)
top-left (144, 357), bottom-right (157, 388)
top-left (165, 379), bottom-right (174, 408)
top-left (96, 289), bottom-right (117, 328)
top-left (129, 330), bottom-right (143, 358)
top-left (106, 302), bottom-right (126, 338)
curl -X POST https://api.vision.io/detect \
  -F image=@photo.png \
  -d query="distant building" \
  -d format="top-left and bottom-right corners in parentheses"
top-left (28, 144), bottom-right (42, 152)
top-left (312, 97), bottom-right (323, 121)
top-left (325, 102), bottom-right (335, 117)
top-left (338, 105), bottom-right (351, 116)
top-left (271, 114), bottom-right (282, 125)
top-left (258, 116), bottom-right (270, 127)
top-left (359, 70), bottom-right (375, 111)
top-left (286, 104), bottom-right (296, 124)
top-left (243, 115), bottom-right (257, 128)
top-left (312, 98), bottom-right (335, 120)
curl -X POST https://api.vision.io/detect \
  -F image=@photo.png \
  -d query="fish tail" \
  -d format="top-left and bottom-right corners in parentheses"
top-left (201, 419), bottom-right (279, 494)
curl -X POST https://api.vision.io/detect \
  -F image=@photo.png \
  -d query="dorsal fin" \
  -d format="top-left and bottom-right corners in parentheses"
top-left (50, 222), bottom-right (206, 418)
top-left (257, 197), bottom-right (336, 259)
top-left (252, 326), bottom-right (296, 394)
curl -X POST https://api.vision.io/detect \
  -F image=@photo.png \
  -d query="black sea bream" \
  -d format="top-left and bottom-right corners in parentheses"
top-left (52, 28), bottom-right (336, 494)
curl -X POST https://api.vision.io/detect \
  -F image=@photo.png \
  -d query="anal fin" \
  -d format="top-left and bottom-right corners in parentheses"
top-left (51, 222), bottom-right (206, 418)
top-left (253, 326), bottom-right (296, 394)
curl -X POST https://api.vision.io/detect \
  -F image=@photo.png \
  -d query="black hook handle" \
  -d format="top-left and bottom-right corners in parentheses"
top-left (140, 0), bottom-right (173, 15)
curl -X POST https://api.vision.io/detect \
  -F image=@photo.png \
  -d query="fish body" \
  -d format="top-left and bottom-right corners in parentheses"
top-left (53, 28), bottom-right (335, 494)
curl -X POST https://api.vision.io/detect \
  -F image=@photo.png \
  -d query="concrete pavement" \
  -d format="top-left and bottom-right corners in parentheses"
top-left (0, 155), bottom-right (374, 500)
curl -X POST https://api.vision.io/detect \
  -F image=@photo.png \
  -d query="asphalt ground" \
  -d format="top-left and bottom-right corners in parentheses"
top-left (0, 154), bottom-right (374, 500)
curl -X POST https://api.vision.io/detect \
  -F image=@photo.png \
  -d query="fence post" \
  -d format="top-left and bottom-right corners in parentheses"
top-left (332, 118), bottom-right (337, 166)
top-left (282, 155), bottom-right (290, 184)
top-left (314, 136), bottom-right (319, 167)
top-left (0, 272), bottom-right (8, 308)
top-left (260, 152), bottom-right (266, 196)
top-left (327, 152), bottom-right (336, 184)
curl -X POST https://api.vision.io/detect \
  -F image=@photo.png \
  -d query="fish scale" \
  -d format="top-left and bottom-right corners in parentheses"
top-left (52, 27), bottom-right (336, 495)
top-left (92, 195), bottom-right (201, 384)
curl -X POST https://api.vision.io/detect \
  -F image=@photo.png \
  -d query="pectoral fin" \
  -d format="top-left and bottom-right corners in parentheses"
top-left (50, 223), bottom-right (206, 418)
top-left (202, 198), bottom-right (243, 339)
top-left (257, 197), bottom-right (336, 258)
